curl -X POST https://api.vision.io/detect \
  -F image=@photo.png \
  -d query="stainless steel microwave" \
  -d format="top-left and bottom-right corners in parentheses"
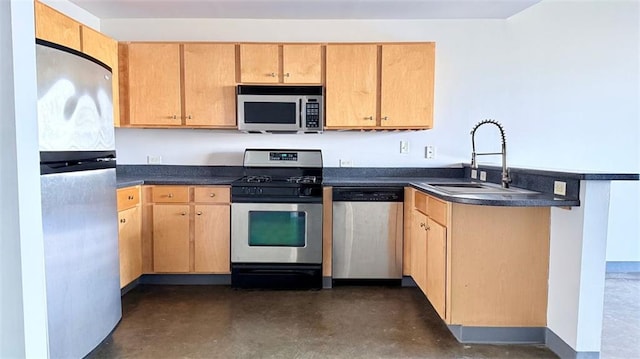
top-left (237, 85), bottom-right (323, 133)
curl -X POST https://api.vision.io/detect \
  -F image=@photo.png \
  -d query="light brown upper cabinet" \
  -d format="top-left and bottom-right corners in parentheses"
top-left (183, 44), bottom-right (237, 127)
top-left (34, 1), bottom-right (81, 51)
top-left (82, 26), bottom-right (121, 126)
top-left (325, 44), bottom-right (378, 128)
top-left (239, 43), bottom-right (322, 84)
top-left (325, 43), bottom-right (435, 129)
top-left (380, 43), bottom-right (435, 129)
top-left (120, 43), bottom-right (237, 128)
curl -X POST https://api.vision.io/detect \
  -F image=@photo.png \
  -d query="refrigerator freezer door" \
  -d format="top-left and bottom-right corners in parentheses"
top-left (41, 168), bottom-right (121, 358)
top-left (36, 43), bottom-right (115, 152)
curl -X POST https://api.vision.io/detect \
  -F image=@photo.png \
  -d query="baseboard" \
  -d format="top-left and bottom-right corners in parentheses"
top-left (138, 274), bottom-right (231, 285)
top-left (120, 278), bottom-right (141, 296)
top-left (606, 261), bottom-right (640, 273)
top-left (447, 325), bottom-right (545, 344)
top-left (545, 328), bottom-right (600, 359)
top-left (322, 276), bottom-right (333, 288)
top-left (401, 276), bottom-right (417, 287)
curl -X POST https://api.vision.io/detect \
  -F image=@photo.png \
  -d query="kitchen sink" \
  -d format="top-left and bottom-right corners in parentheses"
top-left (420, 182), bottom-right (539, 195)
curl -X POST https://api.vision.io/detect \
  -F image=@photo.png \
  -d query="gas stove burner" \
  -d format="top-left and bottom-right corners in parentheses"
top-left (245, 175), bottom-right (272, 183)
top-left (286, 176), bottom-right (318, 184)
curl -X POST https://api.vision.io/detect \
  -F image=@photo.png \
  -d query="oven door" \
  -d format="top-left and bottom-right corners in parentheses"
top-left (231, 203), bottom-right (322, 264)
top-left (237, 95), bottom-right (301, 132)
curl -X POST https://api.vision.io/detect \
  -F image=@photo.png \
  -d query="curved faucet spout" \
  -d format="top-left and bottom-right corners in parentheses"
top-left (470, 119), bottom-right (511, 188)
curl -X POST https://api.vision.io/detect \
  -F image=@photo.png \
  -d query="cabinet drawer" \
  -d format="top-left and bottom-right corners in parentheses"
top-left (117, 186), bottom-right (140, 211)
top-left (427, 196), bottom-right (448, 226)
top-left (414, 191), bottom-right (427, 214)
top-left (152, 186), bottom-right (189, 203)
top-left (194, 186), bottom-right (230, 203)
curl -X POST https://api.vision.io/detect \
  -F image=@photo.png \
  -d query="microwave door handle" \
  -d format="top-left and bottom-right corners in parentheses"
top-left (299, 98), bottom-right (303, 127)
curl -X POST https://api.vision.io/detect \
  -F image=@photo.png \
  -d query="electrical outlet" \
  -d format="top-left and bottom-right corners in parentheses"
top-left (471, 169), bottom-right (478, 179)
top-left (147, 155), bottom-right (162, 164)
top-left (400, 140), bottom-right (409, 154)
top-left (554, 181), bottom-right (567, 196)
top-left (425, 146), bottom-right (435, 159)
top-left (339, 159), bottom-right (353, 167)
top-left (480, 171), bottom-right (487, 181)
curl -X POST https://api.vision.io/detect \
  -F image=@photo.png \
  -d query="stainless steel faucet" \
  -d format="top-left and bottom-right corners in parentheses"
top-left (470, 119), bottom-right (511, 188)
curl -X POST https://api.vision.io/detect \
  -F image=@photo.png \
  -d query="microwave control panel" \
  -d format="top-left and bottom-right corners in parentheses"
top-left (305, 102), bottom-right (321, 129)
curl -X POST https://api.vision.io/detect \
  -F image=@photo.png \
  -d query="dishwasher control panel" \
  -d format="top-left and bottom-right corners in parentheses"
top-left (332, 187), bottom-right (404, 202)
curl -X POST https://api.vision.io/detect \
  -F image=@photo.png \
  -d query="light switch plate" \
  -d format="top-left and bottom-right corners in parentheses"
top-left (480, 171), bottom-right (487, 181)
top-left (400, 140), bottom-right (409, 154)
top-left (554, 181), bottom-right (567, 196)
top-left (425, 146), bottom-right (435, 159)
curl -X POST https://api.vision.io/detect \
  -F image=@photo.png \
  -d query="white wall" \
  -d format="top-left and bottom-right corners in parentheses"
top-left (1, 1), bottom-right (49, 357)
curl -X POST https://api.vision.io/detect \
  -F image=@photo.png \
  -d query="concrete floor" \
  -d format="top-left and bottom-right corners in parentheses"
top-left (91, 285), bottom-right (556, 358)
top-left (601, 272), bottom-right (640, 359)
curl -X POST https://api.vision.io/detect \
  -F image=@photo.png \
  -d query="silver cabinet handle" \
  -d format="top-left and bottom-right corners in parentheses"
top-left (168, 193), bottom-right (173, 198)
top-left (180, 212), bottom-right (187, 216)
top-left (120, 218), bottom-right (126, 223)
top-left (128, 195), bottom-right (134, 200)
top-left (269, 72), bottom-right (277, 77)
top-left (284, 73), bottom-right (290, 77)
top-left (209, 193), bottom-right (216, 198)
top-left (420, 223), bottom-right (425, 228)
top-left (382, 116), bottom-right (388, 121)
top-left (187, 115), bottom-right (192, 120)
top-left (364, 116), bottom-right (374, 121)
top-left (169, 115), bottom-right (177, 119)
top-left (196, 211), bottom-right (203, 216)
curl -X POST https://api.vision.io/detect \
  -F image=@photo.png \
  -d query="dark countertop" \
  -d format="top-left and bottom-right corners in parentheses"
top-left (116, 164), bottom-right (637, 207)
top-left (116, 175), bottom-right (239, 188)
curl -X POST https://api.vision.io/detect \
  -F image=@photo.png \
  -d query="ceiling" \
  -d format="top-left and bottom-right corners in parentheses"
top-left (67, 0), bottom-right (542, 20)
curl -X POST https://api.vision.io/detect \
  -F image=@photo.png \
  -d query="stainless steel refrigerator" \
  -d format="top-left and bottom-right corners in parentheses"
top-left (36, 39), bottom-right (121, 358)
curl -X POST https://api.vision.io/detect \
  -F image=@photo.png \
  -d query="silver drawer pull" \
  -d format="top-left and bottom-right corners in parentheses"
top-left (120, 218), bottom-right (126, 223)
top-left (168, 193), bottom-right (173, 198)
top-left (382, 116), bottom-right (388, 121)
top-left (269, 72), bottom-right (277, 77)
top-left (284, 73), bottom-right (290, 77)
top-left (209, 193), bottom-right (216, 198)
top-left (180, 212), bottom-right (187, 216)
top-left (196, 211), bottom-right (203, 216)
top-left (364, 116), bottom-right (373, 121)
top-left (128, 195), bottom-right (134, 200)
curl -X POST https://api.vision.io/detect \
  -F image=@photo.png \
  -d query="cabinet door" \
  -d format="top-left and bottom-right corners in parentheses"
top-left (411, 210), bottom-right (428, 292)
top-left (239, 44), bottom-right (280, 83)
top-left (118, 206), bottom-right (142, 288)
top-left (380, 43), bottom-right (435, 128)
top-left (81, 26), bottom-right (120, 126)
top-left (282, 44), bottom-right (322, 84)
top-left (127, 43), bottom-right (182, 126)
top-left (34, 1), bottom-right (81, 51)
top-left (426, 217), bottom-right (447, 319)
top-left (325, 44), bottom-right (378, 128)
top-left (153, 204), bottom-right (190, 272)
top-left (183, 44), bottom-right (237, 127)
top-left (194, 204), bottom-right (230, 273)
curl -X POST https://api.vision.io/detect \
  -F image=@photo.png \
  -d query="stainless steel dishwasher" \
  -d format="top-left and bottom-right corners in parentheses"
top-left (332, 187), bottom-right (404, 279)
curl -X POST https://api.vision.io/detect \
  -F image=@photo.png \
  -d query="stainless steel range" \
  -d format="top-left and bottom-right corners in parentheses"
top-left (231, 149), bottom-right (323, 289)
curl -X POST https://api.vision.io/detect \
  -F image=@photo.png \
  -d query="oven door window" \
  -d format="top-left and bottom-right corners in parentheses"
top-left (244, 102), bottom-right (296, 124)
top-left (248, 211), bottom-right (306, 247)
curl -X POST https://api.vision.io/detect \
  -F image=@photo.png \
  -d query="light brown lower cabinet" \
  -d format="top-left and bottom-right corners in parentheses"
top-left (117, 186), bottom-right (143, 288)
top-left (152, 204), bottom-right (191, 273)
top-left (406, 188), bottom-right (550, 327)
top-left (118, 206), bottom-right (142, 288)
top-left (147, 185), bottom-right (231, 274)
